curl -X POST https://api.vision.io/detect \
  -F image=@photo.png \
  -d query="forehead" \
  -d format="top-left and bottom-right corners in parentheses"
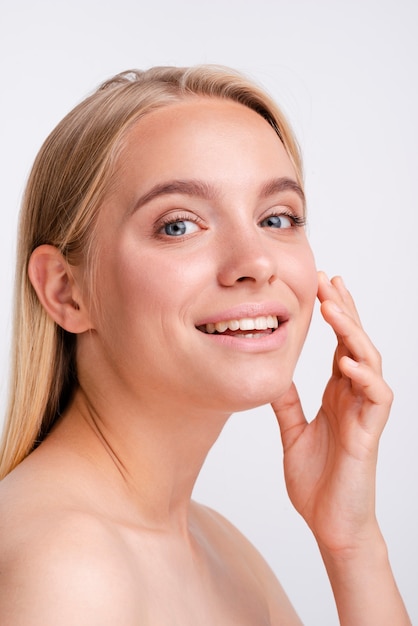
top-left (120, 97), bottom-right (296, 177)
top-left (129, 96), bottom-right (275, 136)
top-left (104, 98), bottom-right (300, 221)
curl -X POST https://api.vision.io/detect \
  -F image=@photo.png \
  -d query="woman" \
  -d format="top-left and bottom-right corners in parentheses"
top-left (0, 65), bottom-right (411, 624)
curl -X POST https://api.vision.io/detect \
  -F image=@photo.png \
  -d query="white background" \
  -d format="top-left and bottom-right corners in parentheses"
top-left (1, 1), bottom-right (417, 623)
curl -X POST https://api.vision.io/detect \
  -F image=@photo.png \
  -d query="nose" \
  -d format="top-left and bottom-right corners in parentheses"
top-left (217, 228), bottom-right (277, 288)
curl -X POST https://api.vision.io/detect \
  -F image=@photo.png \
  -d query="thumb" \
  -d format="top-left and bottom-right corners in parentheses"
top-left (271, 382), bottom-right (307, 451)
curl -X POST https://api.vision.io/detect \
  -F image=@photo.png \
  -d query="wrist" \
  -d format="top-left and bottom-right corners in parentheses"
top-left (318, 528), bottom-right (411, 626)
top-left (318, 521), bottom-right (388, 570)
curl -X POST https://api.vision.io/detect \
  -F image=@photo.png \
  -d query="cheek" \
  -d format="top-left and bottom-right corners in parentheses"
top-left (98, 246), bottom-right (207, 331)
top-left (288, 244), bottom-right (318, 310)
top-left (281, 248), bottom-right (317, 364)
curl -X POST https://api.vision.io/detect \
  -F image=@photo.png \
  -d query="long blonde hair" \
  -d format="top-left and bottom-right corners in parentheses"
top-left (0, 65), bottom-right (303, 478)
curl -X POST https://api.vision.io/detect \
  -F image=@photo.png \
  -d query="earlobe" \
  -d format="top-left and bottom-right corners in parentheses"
top-left (28, 245), bottom-right (92, 333)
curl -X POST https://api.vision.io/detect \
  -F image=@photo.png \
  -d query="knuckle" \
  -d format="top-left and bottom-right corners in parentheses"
top-left (385, 384), bottom-right (394, 406)
top-left (379, 381), bottom-right (394, 406)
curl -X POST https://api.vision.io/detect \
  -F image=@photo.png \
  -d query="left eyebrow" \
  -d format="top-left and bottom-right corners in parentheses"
top-left (259, 177), bottom-right (306, 211)
top-left (130, 176), bottom-right (305, 214)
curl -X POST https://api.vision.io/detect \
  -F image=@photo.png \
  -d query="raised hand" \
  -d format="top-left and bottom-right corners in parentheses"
top-left (271, 271), bottom-right (411, 624)
top-left (271, 271), bottom-right (393, 554)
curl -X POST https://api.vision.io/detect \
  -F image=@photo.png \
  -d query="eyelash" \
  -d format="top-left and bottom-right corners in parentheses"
top-left (260, 210), bottom-right (307, 228)
top-left (155, 209), bottom-right (306, 238)
top-left (156, 213), bottom-right (203, 236)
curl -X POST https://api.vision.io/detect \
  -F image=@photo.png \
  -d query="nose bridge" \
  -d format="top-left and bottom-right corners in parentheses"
top-left (217, 220), bottom-right (277, 287)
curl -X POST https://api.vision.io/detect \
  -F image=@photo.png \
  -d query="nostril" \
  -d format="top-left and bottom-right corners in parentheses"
top-left (217, 252), bottom-right (277, 287)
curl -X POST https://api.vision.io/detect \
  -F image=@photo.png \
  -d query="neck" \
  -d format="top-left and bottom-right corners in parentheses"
top-left (49, 385), bottom-right (230, 533)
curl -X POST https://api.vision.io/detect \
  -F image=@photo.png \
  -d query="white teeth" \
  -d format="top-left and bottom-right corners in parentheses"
top-left (268, 315), bottom-right (279, 329)
top-left (239, 317), bottom-right (255, 331)
top-left (205, 315), bottom-right (279, 334)
top-left (255, 317), bottom-right (265, 330)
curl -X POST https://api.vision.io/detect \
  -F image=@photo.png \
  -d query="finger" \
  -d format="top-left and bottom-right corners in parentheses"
top-left (331, 336), bottom-right (349, 378)
top-left (321, 300), bottom-right (382, 373)
top-left (330, 275), bottom-right (362, 326)
top-left (318, 272), bottom-right (382, 376)
top-left (271, 383), bottom-right (307, 451)
top-left (317, 272), bottom-right (362, 326)
top-left (339, 356), bottom-right (393, 433)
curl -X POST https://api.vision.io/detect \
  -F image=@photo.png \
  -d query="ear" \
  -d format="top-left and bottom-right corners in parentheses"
top-left (28, 245), bottom-right (93, 333)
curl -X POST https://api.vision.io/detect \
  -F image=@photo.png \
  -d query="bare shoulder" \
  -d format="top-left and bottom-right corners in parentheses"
top-left (191, 501), bottom-right (303, 625)
top-left (0, 472), bottom-right (140, 626)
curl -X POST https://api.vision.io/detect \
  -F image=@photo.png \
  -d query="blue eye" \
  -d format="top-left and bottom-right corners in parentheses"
top-left (260, 214), bottom-right (293, 229)
top-left (162, 219), bottom-right (200, 237)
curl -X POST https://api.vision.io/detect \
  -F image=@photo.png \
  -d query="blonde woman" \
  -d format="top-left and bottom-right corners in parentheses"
top-left (0, 66), bottom-right (411, 625)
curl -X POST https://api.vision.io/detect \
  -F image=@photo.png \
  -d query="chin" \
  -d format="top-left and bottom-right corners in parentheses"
top-left (217, 374), bottom-right (294, 414)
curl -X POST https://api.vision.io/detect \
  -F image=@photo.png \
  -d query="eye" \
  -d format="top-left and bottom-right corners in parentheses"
top-left (260, 213), bottom-right (293, 229)
top-left (160, 218), bottom-right (200, 237)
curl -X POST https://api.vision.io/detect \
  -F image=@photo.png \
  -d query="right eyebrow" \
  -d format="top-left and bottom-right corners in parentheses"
top-left (130, 179), bottom-right (219, 214)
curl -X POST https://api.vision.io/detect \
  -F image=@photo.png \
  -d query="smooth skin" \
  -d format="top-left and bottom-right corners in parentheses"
top-left (0, 99), bottom-right (411, 625)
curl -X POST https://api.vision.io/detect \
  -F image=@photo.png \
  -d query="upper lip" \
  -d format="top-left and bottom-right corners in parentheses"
top-left (195, 302), bottom-right (290, 327)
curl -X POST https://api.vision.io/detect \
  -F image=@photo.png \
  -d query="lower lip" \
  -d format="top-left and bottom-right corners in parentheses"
top-left (198, 323), bottom-right (289, 353)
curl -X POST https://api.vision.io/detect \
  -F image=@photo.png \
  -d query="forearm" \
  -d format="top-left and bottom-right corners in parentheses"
top-left (320, 529), bottom-right (411, 626)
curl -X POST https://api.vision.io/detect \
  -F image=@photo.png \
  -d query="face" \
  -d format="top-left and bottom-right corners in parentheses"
top-left (80, 98), bottom-right (317, 415)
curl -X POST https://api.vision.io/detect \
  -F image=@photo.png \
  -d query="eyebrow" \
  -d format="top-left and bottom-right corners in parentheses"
top-left (259, 178), bottom-right (305, 208)
top-left (131, 176), bottom-right (305, 213)
top-left (131, 179), bottom-right (219, 213)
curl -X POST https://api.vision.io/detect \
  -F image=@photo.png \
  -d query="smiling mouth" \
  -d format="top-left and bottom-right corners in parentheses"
top-left (197, 315), bottom-right (281, 337)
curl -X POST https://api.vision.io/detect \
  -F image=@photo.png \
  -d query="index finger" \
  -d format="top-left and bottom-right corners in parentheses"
top-left (317, 271), bottom-right (362, 327)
